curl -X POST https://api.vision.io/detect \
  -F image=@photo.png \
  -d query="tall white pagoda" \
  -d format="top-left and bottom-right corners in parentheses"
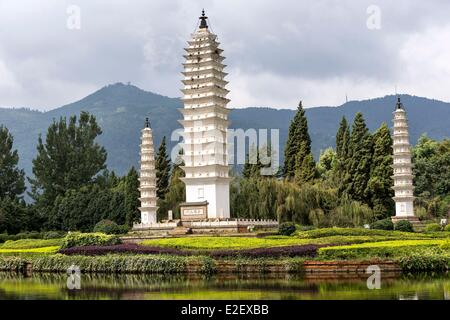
top-left (179, 10), bottom-right (231, 220)
top-left (138, 118), bottom-right (158, 225)
top-left (391, 97), bottom-right (416, 221)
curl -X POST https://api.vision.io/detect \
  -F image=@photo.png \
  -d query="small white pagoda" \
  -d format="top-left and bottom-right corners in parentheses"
top-left (391, 97), bottom-right (418, 225)
top-left (179, 10), bottom-right (231, 220)
top-left (138, 118), bottom-right (158, 225)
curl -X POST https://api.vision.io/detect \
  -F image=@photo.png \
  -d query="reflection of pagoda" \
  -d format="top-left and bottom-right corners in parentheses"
top-left (179, 10), bottom-right (231, 220)
top-left (391, 98), bottom-right (421, 228)
top-left (138, 118), bottom-right (158, 225)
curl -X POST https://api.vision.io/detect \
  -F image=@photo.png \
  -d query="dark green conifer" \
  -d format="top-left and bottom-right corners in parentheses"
top-left (367, 123), bottom-right (394, 218)
top-left (345, 112), bottom-right (373, 202)
top-left (155, 136), bottom-right (171, 199)
top-left (0, 126), bottom-right (25, 200)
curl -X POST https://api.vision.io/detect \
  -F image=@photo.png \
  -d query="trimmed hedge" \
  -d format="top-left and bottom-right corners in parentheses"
top-left (318, 240), bottom-right (446, 260)
top-left (59, 244), bottom-right (321, 258)
top-left (394, 220), bottom-right (414, 232)
top-left (61, 232), bottom-right (121, 249)
top-left (425, 223), bottom-right (442, 232)
top-left (0, 231), bottom-right (66, 243)
top-left (278, 223), bottom-right (296, 236)
top-left (396, 253), bottom-right (449, 272)
top-left (60, 244), bottom-right (187, 256)
top-left (370, 219), bottom-right (394, 231)
top-left (0, 239), bottom-right (62, 250)
top-left (0, 246), bottom-right (60, 255)
top-left (297, 227), bottom-right (425, 239)
top-left (93, 220), bottom-right (129, 235)
top-left (209, 245), bottom-right (319, 258)
top-left (30, 254), bottom-right (187, 274)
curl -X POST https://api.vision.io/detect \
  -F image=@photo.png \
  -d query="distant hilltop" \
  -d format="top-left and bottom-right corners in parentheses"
top-left (1, 82), bottom-right (449, 176)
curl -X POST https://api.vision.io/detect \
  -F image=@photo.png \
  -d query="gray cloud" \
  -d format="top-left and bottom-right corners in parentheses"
top-left (0, 0), bottom-right (450, 109)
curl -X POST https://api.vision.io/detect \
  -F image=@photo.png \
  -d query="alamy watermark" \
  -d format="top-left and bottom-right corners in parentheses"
top-left (67, 264), bottom-right (81, 290)
top-left (170, 126), bottom-right (280, 176)
top-left (66, 5), bottom-right (81, 30)
top-left (366, 5), bottom-right (382, 30)
top-left (366, 265), bottom-right (381, 290)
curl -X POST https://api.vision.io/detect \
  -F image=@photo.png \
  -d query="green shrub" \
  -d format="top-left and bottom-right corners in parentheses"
top-left (440, 241), bottom-right (450, 250)
top-left (94, 220), bottom-right (129, 235)
top-left (199, 256), bottom-right (217, 275)
top-left (296, 225), bottom-right (315, 232)
top-left (0, 239), bottom-right (62, 249)
top-left (370, 219), bottom-right (394, 231)
top-left (0, 232), bottom-right (45, 243)
top-left (0, 257), bottom-right (28, 271)
top-left (61, 232), bottom-right (121, 249)
top-left (15, 231), bottom-right (42, 239)
top-left (30, 254), bottom-right (187, 274)
top-left (43, 231), bottom-right (66, 239)
top-left (278, 222), bottom-right (296, 236)
top-left (394, 220), bottom-right (414, 232)
top-left (397, 253), bottom-right (449, 272)
top-left (318, 240), bottom-right (446, 260)
top-left (445, 224), bottom-right (450, 232)
top-left (425, 223), bottom-right (442, 232)
top-left (296, 227), bottom-right (425, 239)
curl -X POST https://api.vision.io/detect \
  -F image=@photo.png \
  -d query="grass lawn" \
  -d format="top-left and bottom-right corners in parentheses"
top-left (140, 228), bottom-right (450, 250)
top-left (0, 239), bottom-right (63, 255)
top-left (0, 239), bottom-right (63, 250)
top-left (0, 246), bottom-right (60, 254)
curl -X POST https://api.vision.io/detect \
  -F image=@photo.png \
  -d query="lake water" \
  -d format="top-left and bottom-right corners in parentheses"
top-left (0, 272), bottom-right (449, 300)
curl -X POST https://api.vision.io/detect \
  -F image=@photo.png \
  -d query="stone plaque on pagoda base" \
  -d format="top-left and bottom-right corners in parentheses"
top-left (180, 201), bottom-right (209, 221)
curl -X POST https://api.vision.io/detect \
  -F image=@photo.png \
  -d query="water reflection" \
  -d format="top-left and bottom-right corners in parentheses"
top-left (0, 272), bottom-right (448, 300)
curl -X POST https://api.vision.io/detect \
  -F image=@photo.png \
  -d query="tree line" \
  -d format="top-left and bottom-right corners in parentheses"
top-left (1, 104), bottom-right (449, 234)
top-left (232, 101), bottom-right (449, 226)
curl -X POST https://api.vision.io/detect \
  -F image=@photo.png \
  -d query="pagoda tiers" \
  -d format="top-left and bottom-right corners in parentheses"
top-left (179, 10), bottom-right (231, 219)
top-left (138, 118), bottom-right (158, 225)
top-left (392, 97), bottom-right (415, 218)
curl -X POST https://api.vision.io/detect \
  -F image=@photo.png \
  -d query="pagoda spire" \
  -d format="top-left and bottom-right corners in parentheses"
top-left (199, 9), bottom-right (208, 29)
top-left (396, 96), bottom-right (403, 110)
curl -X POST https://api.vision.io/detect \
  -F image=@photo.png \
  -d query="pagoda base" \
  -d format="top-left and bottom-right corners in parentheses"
top-left (129, 218), bottom-right (279, 237)
top-left (391, 216), bottom-right (424, 232)
top-left (180, 201), bottom-right (208, 221)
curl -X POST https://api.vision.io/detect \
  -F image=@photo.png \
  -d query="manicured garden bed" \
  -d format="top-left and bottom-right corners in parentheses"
top-left (318, 239), bottom-right (449, 260)
top-left (59, 243), bottom-right (321, 258)
top-left (0, 228), bottom-right (448, 274)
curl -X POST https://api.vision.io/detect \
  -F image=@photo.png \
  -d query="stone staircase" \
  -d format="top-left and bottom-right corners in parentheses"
top-left (391, 216), bottom-right (425, 232)
top-left (168, 226), bottom-right (193, 236)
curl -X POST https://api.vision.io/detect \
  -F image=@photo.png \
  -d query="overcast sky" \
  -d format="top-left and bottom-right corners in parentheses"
top-left (0, 0), bottom-right (450, 110)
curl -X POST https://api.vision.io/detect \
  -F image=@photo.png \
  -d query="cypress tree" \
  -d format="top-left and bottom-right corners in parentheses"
top-left (334, 117), bottom-right (351, 189)
top-left (367, 123), bottom-right (394, 218)
top-left (124, 167), bottom-right (140, 227)
top-left (155, 136), bottom-right (171, 199)
top-left (0, 126), bottom-right (25, 200)
top-left (345, 112), bottom-right (373, 203)
top-left (250, 148), bottom-right (262, 178)
top-left (242, 144), bottom-right (261, 178)
top-left (242, 153), bottom-right (252, 178)
top-left (294, 143), bottom-right (316, 184)
top-left (284, 101), bottom-right (312, 179)
top-left (158, 149), bottom-right (185, 220)
top-left (336, 116), bottom-right (349, 159)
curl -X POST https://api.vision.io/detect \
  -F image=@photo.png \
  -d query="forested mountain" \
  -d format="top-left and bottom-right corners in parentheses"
top-left (1, 82), bottom-right (449, 176)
